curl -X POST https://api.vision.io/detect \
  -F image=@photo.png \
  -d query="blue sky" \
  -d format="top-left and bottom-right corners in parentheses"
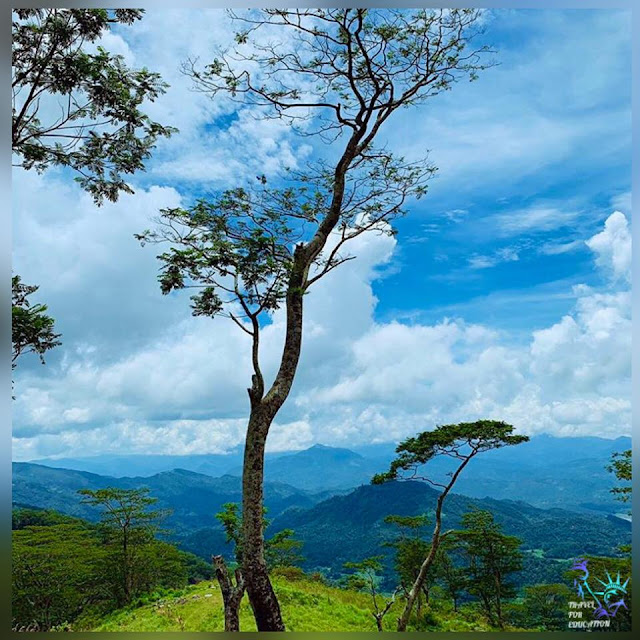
top-left (12, 9), bottom-right (632, 459)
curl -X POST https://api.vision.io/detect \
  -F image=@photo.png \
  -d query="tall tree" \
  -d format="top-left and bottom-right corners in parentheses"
top-left (139, 8), bottom-right (494, 630)
top-left (372, 420), bottom-right (528, 631)
top-left (12, 8), bottom-right (175, 204)
top-left (454, 508), bottom-right (523, 629)
top-left (78, 487), bottom-right (164, 604)
top-left (11, 275), bottom-right (61, 370)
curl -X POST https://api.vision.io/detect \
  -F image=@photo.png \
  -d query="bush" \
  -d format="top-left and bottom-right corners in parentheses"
top-left (271, 566), bottom-right (307, 582)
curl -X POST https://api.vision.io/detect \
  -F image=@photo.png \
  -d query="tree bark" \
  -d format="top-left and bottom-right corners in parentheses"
top-left (241, 408), bottom-right (285, 631)
top-left (240, 132), bottom-right (360, 631)
top-left (213, 555), bottom-right (245, 632)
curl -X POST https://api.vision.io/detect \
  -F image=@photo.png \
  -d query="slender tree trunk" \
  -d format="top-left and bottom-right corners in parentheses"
top-left (397, 531), bottom-right (441, 631)
top-left (240, 135), bottom-right (359, 631)
top-left (397, 454), bottom-right (475, 631)
top-left (123, 526), bottom-right (131, 603)
top-left (241, 409), bottom-right (285, 631)
top-left (494, 574), bottom-right (503, 629)
top-left (213, 555), bottom-right (245, 632)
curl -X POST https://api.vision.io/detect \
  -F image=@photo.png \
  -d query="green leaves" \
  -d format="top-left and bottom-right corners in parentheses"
top-left (373, 420), bottom-right (529, 484)
top-left (12, 9), bottom-right (175, 205)
top-left (608, 449), bottom-right (631, 503)
top-left (11, 275), bottom-right (61, 370)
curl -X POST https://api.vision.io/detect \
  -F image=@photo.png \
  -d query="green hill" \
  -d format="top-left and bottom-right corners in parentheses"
top-left (271, 481), bottom-right (631, 587)
top-left (88, 574), bottom-right (507, 633)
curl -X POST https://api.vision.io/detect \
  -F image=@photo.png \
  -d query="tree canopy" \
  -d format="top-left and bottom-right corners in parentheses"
top-left (11, 275), bottom-right (61, 370)
top-left (12, 8), bottom-right (175, 204)
top-left (372, 420), bottom-right (529, 485)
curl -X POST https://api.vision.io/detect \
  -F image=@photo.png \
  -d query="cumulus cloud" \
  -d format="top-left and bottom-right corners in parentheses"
top-left (585, 211), bottom-right (631, 283)
top-left (12, 199), bottom-right (632, 458)
top-left (11, 9), bottom-right (631, 459)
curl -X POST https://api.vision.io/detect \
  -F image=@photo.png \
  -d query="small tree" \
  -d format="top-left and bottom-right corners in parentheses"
top-left (454, 508), bottom-right (523, 629)
top-left (213, 502), bottom-right (247, 632)
top-left (140, 8), bottom-right (494, 630)
top-left (343, 556), bottom-right (400, 632)
top-left (78, 487), bottom-right (164, 604)
top-left (12, 8), bottom-right (175, 204)
top-left (434, 538), bottom-right (466, 612)
top-left (265, 528), bottom-right (304, 571)
top-left (383, 514), bottom-right (432, 613)
top-left (372, 420), bottom-right (528, 631)
top-left (12, 275), bottom-right (61, 371)
top-left (213, 502), bottom-right (303, 631)
top-left (521, 584), bottom-right (572, 631)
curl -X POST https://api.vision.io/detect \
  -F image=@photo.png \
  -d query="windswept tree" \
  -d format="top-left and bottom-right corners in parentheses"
top-left (12, 275), bottom-right (61, 371)
top-left (372, 420), bottom-right (528, 631)
top-left (139, 8), bottom-right (494, 630)
top-left (12, 8), bottom-right (175, 204)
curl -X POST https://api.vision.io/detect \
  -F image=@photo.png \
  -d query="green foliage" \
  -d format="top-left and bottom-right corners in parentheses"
top-left (454, 508), bottom-right (524, 628)
top-left (12, 9), bottom-right (175, 204)
top-left (266, 528), bottom-right (305, 570)
top-left (383, 513), bottom-right (433, 599)
top-left (519, 583), bottom-right (572, 630)
top-left (195, 9), bottom-right (494, 132)
top-left (373, 420), bottom-right (529, 484)
top-left (434, 539), bottom-right (466, 611)
top-left (215, 502), bottom-right (244, 562)
top-left (607, 449), bottom-right (631, 505)
top-left (12, 506), bottom-right (80, 529)
top-left (12, 500), bottom-right (195, 630)
top-left (180, 550), bottom-right (214, 583)
top-left (78, 487), bottom-right (170, 605)
top-left (12, 523), bottom-right (107, 630)
top-left (215, 502), bottom-right (303, 571)
top-left (11, 275), bottom-right (61, 370)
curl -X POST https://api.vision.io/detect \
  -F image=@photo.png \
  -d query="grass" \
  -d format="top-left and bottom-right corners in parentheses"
top-left (87, 575), bottom-right (516, 632)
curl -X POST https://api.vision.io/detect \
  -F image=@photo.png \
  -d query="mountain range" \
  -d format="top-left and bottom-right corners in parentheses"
top-left (26, 434), bottom-right (631, 513)
top-left (13, 452), bottom-right (630, 590)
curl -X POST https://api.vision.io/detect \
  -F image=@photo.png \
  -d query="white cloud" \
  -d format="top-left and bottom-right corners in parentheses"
top-left (13, 207), bottom-right (631, 458)
top-left (10, 9), bottom-right (632, 459)
top-left (468, 247), bottom-right (520, 269)
top-left (491, 206), bottom-right (580, 237)
top-left (585, 211), bottom-right (631, 283)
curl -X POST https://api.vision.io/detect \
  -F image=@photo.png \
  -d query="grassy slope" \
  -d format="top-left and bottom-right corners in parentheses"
top-left (90, 577), bottom-right (511, 632)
